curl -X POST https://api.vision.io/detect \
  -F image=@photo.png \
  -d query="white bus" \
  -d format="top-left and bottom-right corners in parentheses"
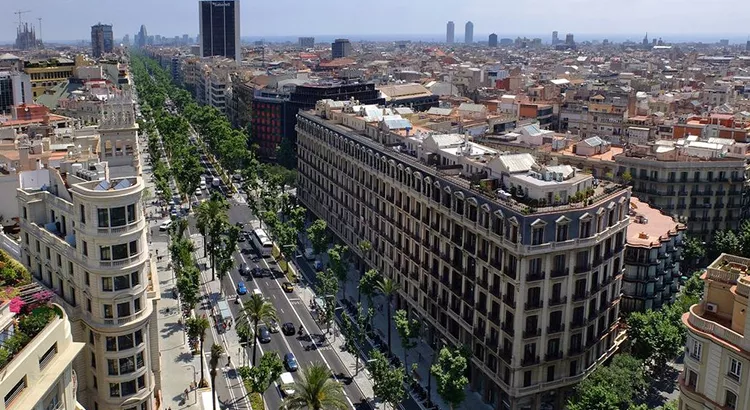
top-left (252, 228), bottom-right (273, 257)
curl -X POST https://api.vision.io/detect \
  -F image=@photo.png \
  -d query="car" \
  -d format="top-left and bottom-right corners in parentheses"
top-left (238, 235), bottom-right (246, 242)
top-left (252, 288), bottom-right (263, 298)
top-left (282, 282), bottom-right (294, 293)
top-left (239, 265), bottom-right (252, 276)
top-left (257, 325), bottom-right (271, 343)
top-left (170, 209), bottom-right (179, 218)
top-left (281, 322), bottom-right (296, 336)
top-left (304, 247), bottom-right (315, 261)
top-left (195, 188), bottom-right (202, 196)
top-left (314, 260), bottom-right (324, 272)
top-left (283, 353), bottom-right (298, 371)
top-left (159, 220), bottom-right (173, 231)
top-left (236, 281), bottom-right (247, 295)
top-left (268, 319), bottom-right (280, 333)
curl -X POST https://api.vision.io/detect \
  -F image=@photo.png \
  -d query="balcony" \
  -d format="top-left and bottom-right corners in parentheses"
top-left (550, 267), bottom-right (569, 278)
top-left (521, 355), bottom-right (540, 367)
top-left (523, 328), bottom-right (541, 339)
top-left (501, 322), bottom-right (515, 337)
top-left (499, 348), bottom-right (512, 363)
top-left (573, 291), bottom-right (590, 302)
top-left (526, 271), bottom-right (546, 282)
top-left (574, 264), bottom-right (591, 274)
top-left (549, 296), bottom-right (567, 307)
top-left (568, 346), bottom-right (583, 356)
top-left (686, 303), bottom-right (749, 351)
top-left (545, 351), bottom-right (563, 361)
top-left (524, 300), bottom-right (543, 311)
top-left (571, 319), bottom-right (586, 329)
top-left (547, 324), bottom-right (565, 334)
top-left (502, 295), bottom-right (516, 309)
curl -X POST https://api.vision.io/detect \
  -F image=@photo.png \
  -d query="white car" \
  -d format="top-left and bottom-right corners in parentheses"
top-left (159, 220), bottom-right (173, 231)
top-left (195, 188), bottom-right (202, 196)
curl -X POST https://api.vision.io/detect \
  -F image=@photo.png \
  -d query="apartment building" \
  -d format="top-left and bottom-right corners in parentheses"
top-left (297, 99), bottom-right (631, 410)
top-left (0, 298), bottom-right (84, 410)
top-left (559, 89), bottom-right (634, 144)
top-left (621, 198), bottom-right (686, 313)
top-left (680, 253), bottom-right (750, 410)
top-left (22, 57), bottom-right (80, 99)
top-left (16, 99), bottom-right (160, 409)
top-left (614, 138), bottom-right (750, 240)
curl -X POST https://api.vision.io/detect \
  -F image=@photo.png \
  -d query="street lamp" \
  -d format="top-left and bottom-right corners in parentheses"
top-left (183, 364), bottom-right (197, 404)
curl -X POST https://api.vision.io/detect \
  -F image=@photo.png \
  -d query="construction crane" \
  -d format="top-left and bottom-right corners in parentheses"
top-left (14, 10), bottom-right (31, 27)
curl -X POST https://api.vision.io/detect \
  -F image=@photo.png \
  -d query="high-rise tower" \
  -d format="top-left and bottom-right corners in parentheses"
top-left (465, 21), bottom-right (474, 44)
top-left (199, 0), bottom-right (241, 61)
top-left (91, 23), bottom-right (114, 58)
top-left (446, 21), bottom-right (455, 44)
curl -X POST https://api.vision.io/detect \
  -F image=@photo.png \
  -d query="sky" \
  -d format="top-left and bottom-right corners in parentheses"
top-left (3, 0), bottom-right (750, 43)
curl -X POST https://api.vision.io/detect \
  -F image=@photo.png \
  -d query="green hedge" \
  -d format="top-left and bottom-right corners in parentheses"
top-left (249, 392), bottom-right (264, 410)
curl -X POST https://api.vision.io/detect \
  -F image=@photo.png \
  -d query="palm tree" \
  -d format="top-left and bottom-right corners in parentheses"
top-left (376, 277), bottom-right (401, 357)
top-left (209, 343), bottom-right (224, 410)
top-left (238, 293), bottom-right (277, 365)
top-left (185, 315), bottom-right (210, 387)
top-left (282, 363), bottom-right (349, 410)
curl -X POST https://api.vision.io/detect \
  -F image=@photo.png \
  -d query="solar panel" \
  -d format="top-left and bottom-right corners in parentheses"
top-left (114, 179), bottom-right (132, 190)
top-left (94, 181), bottom-right (109, 191)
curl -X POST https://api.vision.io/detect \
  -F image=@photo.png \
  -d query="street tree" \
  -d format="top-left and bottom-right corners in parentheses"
top-left (316, 269), bottom-right (339, 333)
top-left (282, 363), bottom-right (348, 410)
top-left (431, 346), bottom-right (469, 410)
top-left (328, 244), bottom-right (349, 300)
top-left (567, 354), bottom-right (646, 410)
top-left (239, 351), bottom-right (284, 394)
top-left (238, 293), bottom-right (278, 365)
top-left (627, 309), bottom-right (684, 375)
top-left (681, 236), bottom-right (705, 271)
top-left (341, 303), bottom-right (373, 375)
top-left (176, 265), bottom-right (201, 311)
top-left (368, 349), bottom-right (406, 410)
top-left (306, 219), bottom-right (329, 255)
top-left (376, 277), bottom-right (401, 356)
top-left (216, 224), bottom-right (240, 295)
top-left (209, 343), bottom-right (224, 410)
top-left (358, 240), bottom-right (372, 275)
top-left (359, 268), bottom-right (380, 307)
top-left (185, 315), bottom-right (211, 387)
top-left (394, 309), bottom-right (421, 372)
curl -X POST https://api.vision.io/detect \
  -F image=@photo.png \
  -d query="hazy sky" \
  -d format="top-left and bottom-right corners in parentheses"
top-left (3, 0), bottom-right (750, 42)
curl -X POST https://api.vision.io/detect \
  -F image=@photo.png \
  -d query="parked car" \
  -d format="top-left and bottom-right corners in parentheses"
top-left (159, 220), bottom-right (173, 231)
top-left (283, 353), bottom-right (298, 371)
top-left (238, 235), bottom-right (246, 242)
top-left (195, 188), bottom-right (202, 196)
top-left (304, 247), bottom-right (315, 261)
top-left (281, 322), bottom-right (296, 336)
top-left (236, 281), bottom-right (247, 295)
top-left (282, 282), bottom-right (294, 293)
top-left (257, 325), bottom-right (271, 343)
top-left (314, 260), bottom-right (323, 272)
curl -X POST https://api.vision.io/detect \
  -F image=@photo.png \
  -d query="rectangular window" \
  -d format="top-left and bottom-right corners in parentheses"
top-left (102, 277), bottom-right (113, 292)
top-left (109, 383), bottom-right (120, 397)
top-left (726, 390), bottom-right (737, 409)
top-left (100, 247), bottom-right (111, 261)
top-left (97, 209), bottom-right (109, 228)
top-left (83, 241), bottom-right (88, 256)
top-left (4, 377), bottom-right (26, 407)
top-left (112, 244), bottom-right (128, 260)
top-left (103, 304), bottom-right (113, 319)
top-left (131, 271), bottom-right (140, 287)
top-left (114, 275), bottom-right (130, 291)
top-left (127, 204), bottom-right (136, 223)
top-left (137, 375), bottom-right (146, 390)
top-left (39, 343), bottom-right (58, 369)
top-left (728, 358), bottom-right (742, 382)
top-left (85, 272), bottom-right (90, 286)
top-left (110, 207), bottom-right (126, 227)
top-left (121, 380), bottom-right (136, 396)
top-left (117, 302), bottom-right (131, 318)
top-left (134, 297), bottom-right (141, 312)
top-left (108, 359), bottom-right (118, 376)
top-left (136, 352), bottom-right (144, 369)
top-left (690, 339), bottom-right (702, 360)
top-left (87, 298), bottom-right (92, 312)
top-left (134, 330), bottom-right (143, 346)
top-left (91, 351), bottom-right (96, 369)
top-left (118, 334), bottom-right (134, 350)
top-left (80, 204), bottom-right (86, 223)
top-left (129, 240), bottom-right (138, 255)
top-left (119, 356), bottom-right (135, 374)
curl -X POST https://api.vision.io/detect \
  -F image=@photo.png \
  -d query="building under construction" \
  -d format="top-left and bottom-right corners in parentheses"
top-left (15, 22), bottom-right (41, 50)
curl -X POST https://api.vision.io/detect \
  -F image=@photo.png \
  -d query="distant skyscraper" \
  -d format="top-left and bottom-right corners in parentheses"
top-left (91, 23), bottom-right (114, 57)
top-left (446, 21), bottom-right (455, 44)
top-left (183, 34), bottom-right (190, 44)
top-left (137, 25), bottom-right (148, 48)
top-left (331, 39), bottom-right (352, 58)
top-left (465, 21), bottom-right (474, 44)
top-left (746, 40), bottom-right (750, 52)
top-left (122, 34), bottom-right (130, 46)
top-left (488, 33), bottom-right (498, 47)
top-left (298, 37), bottom-right (315, 49)
top-left (552, 31), bottom-right (559, 45)
top-left (199, 0), bottom-right (241, 61)
top-left (642, 33), bottom-right (649, 46)
top-left (565, 33), bottom-right (575, 45)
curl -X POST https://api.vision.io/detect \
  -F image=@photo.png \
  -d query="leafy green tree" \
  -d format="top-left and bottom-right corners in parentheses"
top-left (430, 346), bottom-right (469, 410)
top-left (710, 229), bottom-right (741, 259)
top-left (199, 193), bottom-right (229, 281)
top-left (316, 269), bottom-right (339, 333)
top-left (567, 384), bottom-right (620, 410)
top-left (307, 219), bottom-right (329, 255)
top-left (359, 268), bottom-right (380, 307)
top-left (328, 244), bottom-right (349, 300)
top-left (376, 277), bottom-right (401, 356)
top-left (239, 351), bottom-right (284, 394)
top-left (185, 315), bottom-right (211, 386)
top-left (368, 350), bottom-right (406, 410)
top-left (216, 224), bottom-right (240, 295)
top-left (176, 266), bottom-right (201, 311)
top-left (394, 309), bottom-right (421, 372)
top-left (627, 309), bottom-right (684, 374)
top-left (282, 363), bottom-right (348, 410)
top-left (341, 303), bottom-right (373, 375)
top-left (276, 136), bottom-right (297, 169)
top-left (209, 343), bottom-right (224, 410)
top-left (681, 236), bottom-right (705, 270)
top-left (567, 354), bottom-right (646, 410)
top-left (238, 293), bottom-right (278, 365)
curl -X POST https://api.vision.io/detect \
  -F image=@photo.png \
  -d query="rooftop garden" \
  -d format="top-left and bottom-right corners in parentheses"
top-left (0, 249), bottom-right (61, 370)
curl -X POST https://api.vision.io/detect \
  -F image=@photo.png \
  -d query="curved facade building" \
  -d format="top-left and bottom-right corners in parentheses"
top-left (18, 159), bottom-right (160, 410)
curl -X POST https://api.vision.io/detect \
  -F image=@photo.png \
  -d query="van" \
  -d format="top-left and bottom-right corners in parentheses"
top-left (252, 288), bottom-right (263, 298)
top-left (159, 220), bottom-right (173, 231)
top-left (279, 372), bottom-right (295, 396)
top-left (199, 177), bottom-right (207, 190)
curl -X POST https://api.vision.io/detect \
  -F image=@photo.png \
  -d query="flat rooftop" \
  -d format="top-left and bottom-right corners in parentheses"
top-left (627, 197), bottom-right (685, 247)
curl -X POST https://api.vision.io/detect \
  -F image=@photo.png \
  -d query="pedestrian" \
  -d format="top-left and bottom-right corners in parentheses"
top-left (227, 355), bottom-right (232, 367)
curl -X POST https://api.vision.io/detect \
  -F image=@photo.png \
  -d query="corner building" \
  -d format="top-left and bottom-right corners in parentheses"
top-left (17, 160), bottom-right (160, 410)
top-left (296, 100), bottom-right (630, 409)
top-left (680, 253), bottom-right (750, 410)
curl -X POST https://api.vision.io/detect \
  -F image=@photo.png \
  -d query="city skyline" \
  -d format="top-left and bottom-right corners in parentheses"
top-left (3, 0), bottom-right (750, 44)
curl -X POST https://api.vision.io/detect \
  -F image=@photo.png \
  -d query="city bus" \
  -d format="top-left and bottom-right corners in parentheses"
top-left (252, 228), bottom-right (273, 257)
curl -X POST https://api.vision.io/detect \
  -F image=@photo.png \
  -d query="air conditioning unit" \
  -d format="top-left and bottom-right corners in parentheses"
top-left (706, 303), bottom-right (718, 313)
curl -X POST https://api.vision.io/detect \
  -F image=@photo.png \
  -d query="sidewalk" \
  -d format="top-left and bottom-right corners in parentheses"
top-left (141, 135), bottom-right (208, 410)
top-left (301, 244), bottom-right (492, 410)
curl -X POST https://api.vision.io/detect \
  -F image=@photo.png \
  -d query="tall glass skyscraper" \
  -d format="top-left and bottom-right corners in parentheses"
top-left (91, 23), bottom-right (114, 57)
top-left (465, 21), bottom-right (474, 44)
top-left (199, 0), bottom-right (241, 61)
top-left (446, 21), bottom-right (454, 44)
